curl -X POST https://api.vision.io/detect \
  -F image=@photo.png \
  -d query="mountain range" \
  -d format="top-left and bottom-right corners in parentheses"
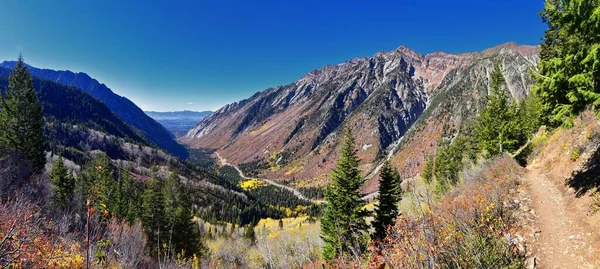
top-left (182, 42), bottom-right (540, 192)
top-left (145, 110), bottom-right (212, 137)
top-left (0, 61), bottom-right (188, 159)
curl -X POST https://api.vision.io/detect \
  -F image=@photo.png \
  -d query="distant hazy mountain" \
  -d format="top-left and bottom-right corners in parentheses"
top-left (0, 61), bottom-right (188, 159)
top-left (145, 110), bottom-right (212, 137)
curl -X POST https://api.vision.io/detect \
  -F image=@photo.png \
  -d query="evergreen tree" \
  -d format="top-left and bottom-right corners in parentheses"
top-left (115, 167), bottom-right (138, 221)
top-left (422, 154), bottom-right (434, 184)
top-left (475, 63), bottom-right (522, 157)
top-left (92, 154), bottom-right (116, 219)
top-left (243, 225), bottom-right (256, 245)
top-left (434, 137), bottom-right (470, 194)
top-left (142, 178), bottom-right (168, 258)
top-left (51, 156), bottom-right (74, 209)
top-left (534, 0), bottom-right (600, 126)
top-left (162, 172), bottom-right (202, 257)
top-left (372, 161), bottom-right (401, 241)
top-left (320, 129), bottom-right (369, 261)
top-left (517, 93), bottom-right (544, 139)
top-left (0, 56), bottom-right (46, 172)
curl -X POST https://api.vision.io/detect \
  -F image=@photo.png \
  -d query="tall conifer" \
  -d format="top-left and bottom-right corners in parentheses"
top-left (320, 129), bottom-right (369, 261)
top-left (51, 156), bottom-right (74, 208)
top-left (0, 56), bottom-right (45, 172)
top-left (372, 161), bottom-right (401, 241)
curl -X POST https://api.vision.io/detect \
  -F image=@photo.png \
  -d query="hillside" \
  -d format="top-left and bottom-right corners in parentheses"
top-left (183, 42), bottom-right (540, 191)
top-left (0, 61), bottom-right (188, 159)
top-left (0, 67), bottom-right (149, 145)
top-left (145, 110), bottom-right (212, 137)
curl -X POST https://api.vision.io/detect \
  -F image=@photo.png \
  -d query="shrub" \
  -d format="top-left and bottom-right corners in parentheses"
top-left (370, 156), bottom-right (525, 268)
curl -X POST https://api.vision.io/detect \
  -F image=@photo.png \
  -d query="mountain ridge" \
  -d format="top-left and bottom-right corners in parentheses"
top-left (183, 42), bottom-right (540, 189)
top-left (0, 61), bottom-right (188, 158)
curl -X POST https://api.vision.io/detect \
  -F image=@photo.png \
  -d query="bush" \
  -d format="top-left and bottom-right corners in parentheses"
top-left (370, 156), bottom-right (525, 268)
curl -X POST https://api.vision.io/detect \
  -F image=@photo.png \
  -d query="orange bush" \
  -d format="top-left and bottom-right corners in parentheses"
top-left (370, 155), bottom-right (525, 268)
top-left (0, 198), bottom-right (83, 268)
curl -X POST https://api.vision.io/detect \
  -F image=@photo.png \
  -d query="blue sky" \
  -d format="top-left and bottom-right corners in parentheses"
top-left (0, 0), bottom-right (547, 112)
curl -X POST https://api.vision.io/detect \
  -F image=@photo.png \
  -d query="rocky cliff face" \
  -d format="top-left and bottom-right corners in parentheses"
top-left (183, 42), bottom-right (540, 189)
top-left (0, 61), bottom-right (188, 159)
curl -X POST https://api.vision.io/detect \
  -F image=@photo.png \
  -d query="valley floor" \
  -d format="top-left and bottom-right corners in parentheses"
top-left (215, 152), bottom-right (316, 203)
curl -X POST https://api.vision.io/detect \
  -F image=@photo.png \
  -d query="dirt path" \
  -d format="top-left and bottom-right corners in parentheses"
top-left (215, 152), bottom-right (319, 203)
top-left (525, 165), bottom-right (600, 268)
top-left (215, 152), bottom-right (379, 204)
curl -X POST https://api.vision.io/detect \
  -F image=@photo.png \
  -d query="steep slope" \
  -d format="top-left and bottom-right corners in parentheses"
top-left (385, 43), bottom-right (539, 192)
top-left (0, 67), bottom-right (149, 145)
top-left (0, 61), bottom-right (188, 159)
top-left (145, 110), bottom-right (212, 137)
top-left (183, 42), bottom-right (539, 190)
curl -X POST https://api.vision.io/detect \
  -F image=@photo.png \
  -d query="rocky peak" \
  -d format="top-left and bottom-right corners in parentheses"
top-left (184, 42), bottom-right (541, 190)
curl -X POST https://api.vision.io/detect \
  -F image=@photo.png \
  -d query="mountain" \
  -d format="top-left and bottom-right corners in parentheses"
top-left (145, 110), bottom-right (212, 137)
top-left (0, 67), bottom-right (149, 145)
top-left (0, 61), bottom-right (188, 159)
top-left (182, 42), bottom-right (540, 191)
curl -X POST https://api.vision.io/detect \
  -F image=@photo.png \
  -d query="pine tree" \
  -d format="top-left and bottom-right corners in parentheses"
top-left (92, 154), bottom-right (116, 220)
top-left (115, 167), bottom-right (137, 221)
top-left (533, 0), bottom-right (600, 126)
top-left (475, 63), bottom-right (522, 157)
top-left (162, 172), bottom-right (202, 257)
top-left (51, 156), bottom-right (74, 209)
top-left (243, 225), bottom-right (256, 245)
top-left (142, 178), bottom-right (168, 258)
top-left (372, 161), bottom-right (401, 241)
top-left (0, 56), bottom-right (46, 172)
top-left (320, 129), bottom-right (369, 261)
top-left (422, 154), bottom-right (433, 184)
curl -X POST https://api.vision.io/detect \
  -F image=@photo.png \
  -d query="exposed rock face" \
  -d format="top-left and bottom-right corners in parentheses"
top-left (183, 42), bottom-right (540, 189)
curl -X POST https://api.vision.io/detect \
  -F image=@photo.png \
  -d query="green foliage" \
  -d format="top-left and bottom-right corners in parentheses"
top-left (534, 0), bottom-right (600, 126)
top-left (81, 153), bottom-right (116, 219)
top-left (0, 56), bottom-right (46, 172)
top-left (571, 148), bottom-right (581, 161)
top-left (320, 130), bottom-right (369, 261)
top-left (162, 172), bottom-right (203, 257)
top-left (243, 224), bottom-right (256, 245)
top-left (517, 93), bottom-right (544, 137)
top-left (142, 177), bottom-right (168, 257)
top-left (422, 154), bottom-right (434, 184)
top-left (372, 161), bottom-right (401, 241)
top-left (474, 63), bottom-right (524, 157)
top-left (432, 135), bottom-right (480, 194)
top-left (114, 167), bottom-right (142, 222)
top-left (51, 156), bottom-right (74, 209)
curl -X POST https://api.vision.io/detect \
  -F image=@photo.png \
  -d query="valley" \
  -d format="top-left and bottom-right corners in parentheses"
top-left (1, 1), bottom-right (599, 268)
top-left (145, 110), bottom-right (212, 137)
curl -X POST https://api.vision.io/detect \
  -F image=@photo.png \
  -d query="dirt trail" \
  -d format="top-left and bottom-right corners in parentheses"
top-left (215, 152), bottom-right (319, 203)
top-left (525, 164), bottom-right (600, 268)
top-left (215, 152), bottom-right (379, 204)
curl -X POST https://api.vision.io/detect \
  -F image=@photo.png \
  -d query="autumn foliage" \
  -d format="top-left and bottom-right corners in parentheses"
top-left (370, 155), bottom-right (525, 268)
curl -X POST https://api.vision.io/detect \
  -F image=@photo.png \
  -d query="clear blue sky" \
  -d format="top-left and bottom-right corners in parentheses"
top-left (0, 0), bottom-right (546, 112)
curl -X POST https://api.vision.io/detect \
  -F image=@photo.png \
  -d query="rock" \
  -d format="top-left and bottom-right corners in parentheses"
top-left (525, 256), bottom-right (536, 269)
top-left (516, 242), bottom-right (527, 256)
